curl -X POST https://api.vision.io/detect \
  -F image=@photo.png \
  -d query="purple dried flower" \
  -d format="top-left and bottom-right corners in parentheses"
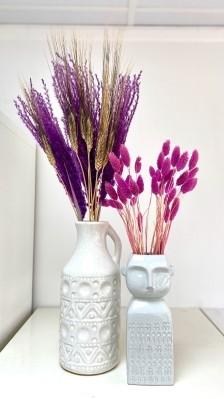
top-left (103, 139), bottom-right (199, 254)
top-left (120, 144), bottom-right (131, 167)
top-left (109, 152), bottom-right (121, 173)
top-left (164, 206), bottom-right (170, 223)
top-left (135, 156), bottom-right (142, 173)
top-left (189, 149), bottom-right (199, 170)
top-left (149, 166), bottom-right (156, 177)
top-left (171, 146), bottom-right (180, 167)
top-left (130, 196), bottom-right (137, 206)
top-left (167, 188), bottom-right (176, 205)
top-left (157, 151), bottom-right (164, 170)
top-left (119, 159), bottom-right (124, 175)
top-left (164, 168), bottom-right (175, 183)
top-left (151, 177), bottom-right (159, 195)
top-left (129, 177), bottom-right (139, 196)
top-left (108, 199), bottom-right (123, 210)
top-left (170, 197), bottom-right (180, 221)
top-left (15, 82), bottom-right (87, 220)
top-left (165, 177), bottom-right (174, 193)
top-left (101, 199), bottom-right (110, 207)
top-left (15, 37), bottom-right (142, 222)
top-left (162, 140), bottom-right (170, 156)
top-left (137, 212), bottom-right (143, 232)
top-left (181, 178), bottom-right (198, 194)
top-left (117, 186), bottom-right (128, 204)
top-left (115, 173), bottom-right (131, 199)
top-left (137, 175), bottom-right (144, 193)
top-left (161, 157), bottom-right (171, 177)
top-left (125, 174), bottom-right (131, 186)
top-left (105, 182), bottom-right (118, 200)
top-left (176, 171), bottom-right (189, 186)
top-left (155, 170), bottom-right (162, 181)
top-left (176, 151), bottom-right (189, 171)
top-left (188, 167), bottom-right (199, 179)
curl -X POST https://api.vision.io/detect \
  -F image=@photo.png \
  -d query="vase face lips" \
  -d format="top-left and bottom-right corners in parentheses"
top-left (126, 263), bottom-right (171, 299)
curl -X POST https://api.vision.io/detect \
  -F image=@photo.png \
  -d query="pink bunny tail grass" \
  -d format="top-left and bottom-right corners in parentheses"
top-left (165, 176), bottom-right (174, 193)
top-left (120, 144), bottom-right (131, 167)
top-left (125, 174), bottom-right (131, 186)
top-left (189, 149), bottom-right (199, 170)
top-left (171, 146), bottom-right (180, 167)
top-left (115, 173), bottom-right (131, 199)
top-left (119, 158), bottom-right (124, 175)
top-left (101, 199), bottom-right (110, 207)
top-left (181, 177), bottom-right (198, 194)
top-left (170, 197), bottom-right (180, 221)
top-left (117, 186), bottom-right (128, 204)
top-left (149, 166), bottom-right (155, 177)
top-left (164, 168), bottom-right (175, 183)
top-left (157, 151), bottom-right (164, 170)
top-left (176, 151), bottom-right (189, 171)
top-left (162, 140), bottom-right (170, 156)
top-left (107, 199), bottom-right (123, 210)
top-left (155, 169), bottom-right (162, 181)
top-left (137, 212), bottom-right (143, 232)
top-left (105, 182), bottom-right (118, 200)
top-left (129, 177), bottom-right (139, 196)
top-left (135, 156), bottom-right (142, 173)
top-left (137, 175), bottom-right (144, 193)
top-left (108, 152), bottom-right (121, 173)
top-left (161, 157), bottom-right (171, 177)
top-left (167, 187), bottom-right (176, 205)
top-left (130, 196), bottom-right (137, 206)
top-left (164, 206), bottom-right (170, 223)
top-left (176, 170), bottom-right (189, 186)
top-left (188, 167), bottom-right (199, 179)
top-left (151, 176), bottom-right (159, 195)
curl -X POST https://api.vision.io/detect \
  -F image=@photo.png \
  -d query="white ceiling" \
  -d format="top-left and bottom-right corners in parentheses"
top-left (1, 0), bottom-right (224, 26)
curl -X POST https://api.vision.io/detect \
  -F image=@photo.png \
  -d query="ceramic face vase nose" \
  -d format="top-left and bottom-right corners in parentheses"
top-left (123, 254), bottom-right (174, 386)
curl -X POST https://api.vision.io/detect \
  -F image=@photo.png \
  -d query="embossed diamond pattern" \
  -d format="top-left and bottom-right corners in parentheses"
top-left (60, 274), bottom-right (120, 374)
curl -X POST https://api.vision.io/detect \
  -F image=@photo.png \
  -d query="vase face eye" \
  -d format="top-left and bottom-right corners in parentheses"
top-left (126, 264), bottom-right (171, 299)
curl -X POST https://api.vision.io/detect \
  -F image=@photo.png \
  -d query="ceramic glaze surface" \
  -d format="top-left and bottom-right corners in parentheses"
top-left (59, 222), bottom-right (121, 375)
top-left (123, 254), bottom-right (174, 385)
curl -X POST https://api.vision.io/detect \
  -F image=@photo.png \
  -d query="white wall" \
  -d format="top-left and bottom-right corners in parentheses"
top-left (0, 25), bottom-right (224, 309)
top-left (0, 111), bottom-right (36, 350)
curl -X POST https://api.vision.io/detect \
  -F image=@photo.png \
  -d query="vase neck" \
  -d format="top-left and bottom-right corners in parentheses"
top-left (75, 221), bottom-right (108, 247)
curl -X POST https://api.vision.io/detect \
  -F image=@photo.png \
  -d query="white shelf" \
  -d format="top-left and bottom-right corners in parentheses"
top-left (0, 308), bottom-right (224, 399)
top-left (202, 308), bottom-right (224, 335)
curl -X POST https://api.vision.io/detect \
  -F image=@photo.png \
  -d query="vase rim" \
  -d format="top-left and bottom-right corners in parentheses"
top-left (75, 220), bottom-right (109, 225)
top-left (131, 253), bottom-right (167, 257)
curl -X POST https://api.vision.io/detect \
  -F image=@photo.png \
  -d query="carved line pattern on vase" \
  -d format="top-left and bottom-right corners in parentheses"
top-left (127, 321), bottom-right (173, 385)
top-left (60, 274), bottom-right (120, 372)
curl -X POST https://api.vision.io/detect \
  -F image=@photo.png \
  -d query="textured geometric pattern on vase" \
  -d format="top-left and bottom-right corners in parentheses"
top-left (127, 315), bottom-right (174, 385)
top-left (60, 273), bottom-right (120, 374)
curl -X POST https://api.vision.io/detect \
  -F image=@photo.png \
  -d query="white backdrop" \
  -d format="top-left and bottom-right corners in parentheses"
top-left (0, 25), bottom-right (224, 309)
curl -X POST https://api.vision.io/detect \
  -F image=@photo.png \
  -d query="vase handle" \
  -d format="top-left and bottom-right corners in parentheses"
top-left (107, 224), bottom-right (122, 265)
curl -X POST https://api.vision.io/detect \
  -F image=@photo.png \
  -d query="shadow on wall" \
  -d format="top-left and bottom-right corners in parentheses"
top-left (0, 111), bottom-right (36, 350)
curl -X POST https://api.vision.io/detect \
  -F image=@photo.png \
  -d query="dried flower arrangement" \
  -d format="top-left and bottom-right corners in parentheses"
top-left (103, 140), bottom-right (199, 254)
top-left (15, 34), bottom-right (141, 221)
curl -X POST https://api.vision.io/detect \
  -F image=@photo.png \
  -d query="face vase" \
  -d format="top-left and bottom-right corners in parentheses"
top-left (122, 254), bottom-right (174, 386)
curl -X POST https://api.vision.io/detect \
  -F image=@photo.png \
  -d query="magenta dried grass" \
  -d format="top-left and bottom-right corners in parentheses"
top-left (104, 140), bottom-right (199, 255)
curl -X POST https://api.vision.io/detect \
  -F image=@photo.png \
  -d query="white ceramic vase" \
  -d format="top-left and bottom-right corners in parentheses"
top-left (122, 254), bottom-right (174, 385)
top-left (59, 221), bottom-right (122, 375)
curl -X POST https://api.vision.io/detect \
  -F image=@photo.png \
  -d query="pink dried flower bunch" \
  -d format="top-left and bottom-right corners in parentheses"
top-left (103, 144), bottom-right (145, 254)
top-left (149, 140), bottom-right (199, 254)
top-left (103, 141), bottom-right (199, 254)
